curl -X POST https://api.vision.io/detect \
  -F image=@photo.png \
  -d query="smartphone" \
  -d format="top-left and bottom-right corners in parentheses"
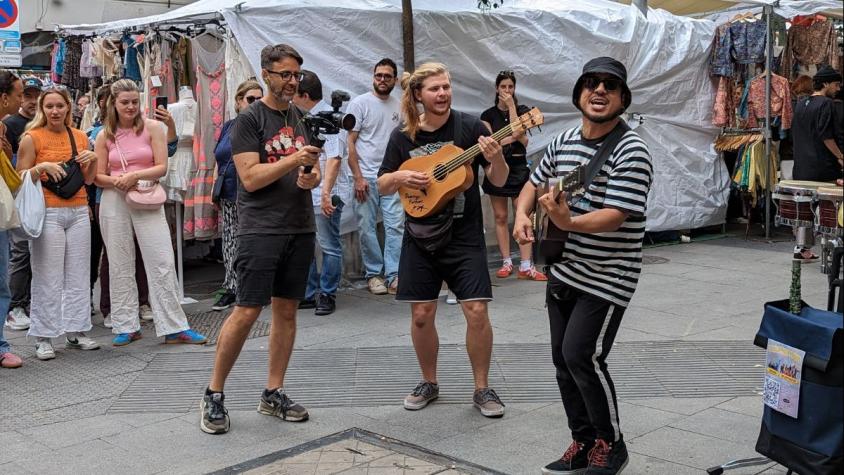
top-left (155, 96), bottom-right (168, 110)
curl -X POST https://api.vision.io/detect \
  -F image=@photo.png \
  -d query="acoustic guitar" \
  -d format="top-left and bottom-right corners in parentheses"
top-left (532, 165), bottom-right (585, 266)
top-left (398, 108), bottom-right (544, 218)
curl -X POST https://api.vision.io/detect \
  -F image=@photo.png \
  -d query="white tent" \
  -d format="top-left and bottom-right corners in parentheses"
top-left (57, 0), bottom-right (843, 231)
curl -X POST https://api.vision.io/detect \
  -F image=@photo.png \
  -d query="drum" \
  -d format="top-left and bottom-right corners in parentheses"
top-left (773, 180), bottom-right (827, 228)
top-left (816, 186), bottom-right (843, 236)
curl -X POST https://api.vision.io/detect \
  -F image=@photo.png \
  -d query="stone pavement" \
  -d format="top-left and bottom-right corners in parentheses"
top-left (0, 234), bottom-right (834, 474)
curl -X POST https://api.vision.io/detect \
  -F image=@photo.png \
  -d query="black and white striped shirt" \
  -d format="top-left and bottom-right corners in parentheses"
top-left (530, 126), bottom-right (653, 307)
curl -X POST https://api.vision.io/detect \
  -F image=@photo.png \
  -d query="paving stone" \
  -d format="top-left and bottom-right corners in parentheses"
top-left (627, 426), bottom-right (760, 470)
top-left (669, 407), bottom-right (762, 445)
top-left (716, 396), bottom-right (765, 419)
top-left (18, 414), bottom-right (134, 449)
top-left (624, 396), bottom-right (734, 416)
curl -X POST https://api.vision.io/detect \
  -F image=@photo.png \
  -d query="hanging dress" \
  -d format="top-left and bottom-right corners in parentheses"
top-left (163, 99), bottom-right (198, 202)
top-left (184, 34), bottom-right (226, 240)
top-left (224, 35), bottom-right (255, 121)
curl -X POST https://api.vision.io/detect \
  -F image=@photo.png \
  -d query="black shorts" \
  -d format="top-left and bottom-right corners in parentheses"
top-left (235, 233), bottom-right (315, 306)
top-left (395, 238), bottom-right (493, 302)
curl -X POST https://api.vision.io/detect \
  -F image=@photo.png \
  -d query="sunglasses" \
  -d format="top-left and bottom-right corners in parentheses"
top-left (374, 73), bottom-right (394, 81)
top-left (499, 70), bottom-right (515, 77)
top-left (582, 76), bottom-right (623, 92)
top-left (265, 70), bottom-right (304, 82)
top-left (245, 96), bottom-right (261, 104)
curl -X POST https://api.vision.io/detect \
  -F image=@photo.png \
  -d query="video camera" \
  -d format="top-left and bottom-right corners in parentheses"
top-left (302, 90), bottom-right (356, 173)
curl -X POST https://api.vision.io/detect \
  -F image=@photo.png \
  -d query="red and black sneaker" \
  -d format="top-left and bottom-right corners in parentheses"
top-left (793, 246), bottom-right (819, 263)
top-left (542, 439), bottom-right (593, 474)
top-left (585, 438), bottom-right (629, 475)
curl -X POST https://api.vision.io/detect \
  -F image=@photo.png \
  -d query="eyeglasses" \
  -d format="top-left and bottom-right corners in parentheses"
top-left (245, 96), bottom-right (261, 104)
top-left (582, 76), bottom-right (623, 92)
top-left (499, 70), bottom-right (515, 77)
top-left (265, 70), bottom-right (304, 82)
top-left (374, 73), bottom-right (394, 81)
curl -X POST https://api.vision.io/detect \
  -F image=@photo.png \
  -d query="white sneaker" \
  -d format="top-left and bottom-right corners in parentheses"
top-left (367, 277), bottom-right (388, 295)
top-left (65, 333), bottom-right (101, 351)
top-left (35, 340), bottom-right (56, 360)
top-left (103, 316), bottom-right (113, 329)
top-left (5, 307), bottom-right (31, 331)
top-left (446, 291), bottom-right (458, 305)
top-left (139, 305), bottom-right (154, 322)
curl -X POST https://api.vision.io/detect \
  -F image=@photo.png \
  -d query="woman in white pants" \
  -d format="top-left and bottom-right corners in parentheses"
top-left (93, 79), bottom-right (206, 346)
top-left (16, 87), bottom-right (101, 360)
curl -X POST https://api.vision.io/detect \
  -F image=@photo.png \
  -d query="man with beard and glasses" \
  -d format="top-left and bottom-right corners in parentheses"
top-left (513, 57), bottom-right (652, 475)
top-left (200, 44), bottom-right (321, 435)
top-left (347, 58), bottom-right (404, 295)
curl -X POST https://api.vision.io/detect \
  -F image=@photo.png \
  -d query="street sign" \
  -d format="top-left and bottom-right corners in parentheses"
top-left (0, 0), bottom-right (21, 67)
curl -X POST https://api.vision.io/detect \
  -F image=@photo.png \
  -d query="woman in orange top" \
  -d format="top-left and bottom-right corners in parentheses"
top-left (16, 87), bottom-right (100, 360)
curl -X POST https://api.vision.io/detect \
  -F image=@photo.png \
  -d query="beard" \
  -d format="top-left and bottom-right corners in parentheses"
top-left (583, 106), bottom-right (624, 124)
top-left (374, 82), bottom-right (395, 96)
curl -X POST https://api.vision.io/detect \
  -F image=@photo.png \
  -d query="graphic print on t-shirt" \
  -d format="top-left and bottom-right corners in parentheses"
top-left (264, 125), bottom-right (306, 163)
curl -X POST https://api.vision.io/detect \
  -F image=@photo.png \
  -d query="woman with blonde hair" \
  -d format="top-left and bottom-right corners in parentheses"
top-left (16, 86), bottom-right (101, 360)
top-left (211, 79), bottom-right (263, 311)
top-left (94, 79), bottom-right (206, 346)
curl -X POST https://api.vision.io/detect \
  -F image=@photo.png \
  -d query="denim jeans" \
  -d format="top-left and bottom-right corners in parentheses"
top-left (355, 178), bottom-right (404, 283)
top-left (306, 201), bottom-right (345, 299)
top-left (0, 231), bottom-right (11, 354)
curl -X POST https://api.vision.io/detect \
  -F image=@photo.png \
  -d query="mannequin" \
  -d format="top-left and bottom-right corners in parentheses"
top-left (163, 86), bottom-right (197, 202)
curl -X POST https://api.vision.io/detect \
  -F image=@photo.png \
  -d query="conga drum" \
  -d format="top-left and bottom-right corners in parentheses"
top-left (773, 180), bottom-right (827, 228)
top-left (816, 186), bottom-right (843, 237)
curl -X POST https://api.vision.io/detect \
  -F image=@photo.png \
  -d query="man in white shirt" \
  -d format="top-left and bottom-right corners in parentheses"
top-left (347, 59), bottom-right (403, 295)
top-left (293, 70), bottom-right (349, 316)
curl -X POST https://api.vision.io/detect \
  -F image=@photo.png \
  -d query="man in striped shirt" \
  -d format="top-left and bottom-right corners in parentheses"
top-left (514, 57), bottom-right (652, 475)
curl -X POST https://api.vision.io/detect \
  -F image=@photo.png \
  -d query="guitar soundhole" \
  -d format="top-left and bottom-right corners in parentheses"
top-left (432, 163), bottom-right (449, 182)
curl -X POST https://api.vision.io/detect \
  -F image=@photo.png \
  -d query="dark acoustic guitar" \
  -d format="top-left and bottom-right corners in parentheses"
top-left (398, 107), bottom-right (544, 218)
top-left (532, 165), bottom-right (585, 266)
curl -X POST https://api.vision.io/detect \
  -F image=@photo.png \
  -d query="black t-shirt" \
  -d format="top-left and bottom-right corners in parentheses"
top-left (3, 113), bottom-right (30, 155)
top-left (230, 100), bottom-right (314, 236)
top-left (480, 104), bottom-right (530, 166)
top-left (792, 95), bottom-right (843, 182)
top-left (379, 110), bottom-right (490, 248)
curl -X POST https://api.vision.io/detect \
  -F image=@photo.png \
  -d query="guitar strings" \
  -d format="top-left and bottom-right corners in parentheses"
top-left (421, 122), bottom-right (519, 179)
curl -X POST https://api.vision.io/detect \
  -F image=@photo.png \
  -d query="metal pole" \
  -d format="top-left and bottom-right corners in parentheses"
top-left (764, 5), bottom-right (772, 239)
top-left (632, 0), bottom-right (648, 17)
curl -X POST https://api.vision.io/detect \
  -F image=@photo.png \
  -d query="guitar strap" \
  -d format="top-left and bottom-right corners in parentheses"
top-left (580, 119), bottom-right (631, 192)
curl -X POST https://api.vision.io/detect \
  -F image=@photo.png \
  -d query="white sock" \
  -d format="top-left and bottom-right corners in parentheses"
top-left (520, 259), bottom-right (532, 272)
top-left (503, 258), bottom-right (513, 266)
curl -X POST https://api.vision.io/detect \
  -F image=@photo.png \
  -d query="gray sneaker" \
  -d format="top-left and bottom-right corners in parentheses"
top-left (473, 388), bottom-right (505, 418)
top-left (200, 392), bottom-right (230, 434)
top-left (257, 388), bottom-right (309, 422)
top-left (404, 381), bottom-right (439, 410)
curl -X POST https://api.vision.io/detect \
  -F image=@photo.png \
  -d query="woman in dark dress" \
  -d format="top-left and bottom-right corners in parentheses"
top-left (481, 70), bottom-right (546, 281)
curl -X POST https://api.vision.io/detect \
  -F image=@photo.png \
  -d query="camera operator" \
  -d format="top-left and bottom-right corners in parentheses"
top-left (201, 44), bottom-right (321, 435)
top-left (293, 70), bottom-right (351, 316)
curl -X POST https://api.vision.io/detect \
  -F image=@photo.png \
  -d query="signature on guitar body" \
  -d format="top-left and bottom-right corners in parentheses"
top-left (532, 165), bottom-right (585, 266)
top-left (398, 108), bottom-right (545, 218)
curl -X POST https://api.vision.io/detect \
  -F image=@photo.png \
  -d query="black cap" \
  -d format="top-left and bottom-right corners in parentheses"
top-left (22, 77), bottom-right (43, 91)
top-left (572, 57), bottom-right (632, 111)
top-left (814, 64), bottom-right (842, 83)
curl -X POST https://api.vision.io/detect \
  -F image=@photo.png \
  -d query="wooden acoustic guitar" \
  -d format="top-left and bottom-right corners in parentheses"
top-left (532, 165), bottom-right (585, 266)
top-left (398, 108), bottom-right (544, 218)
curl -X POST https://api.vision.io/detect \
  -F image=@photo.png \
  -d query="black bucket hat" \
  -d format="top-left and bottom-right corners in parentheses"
top-left (572, 57), bottom-right (632, 111)
top-left (814, 64), bottom-right (842, 83)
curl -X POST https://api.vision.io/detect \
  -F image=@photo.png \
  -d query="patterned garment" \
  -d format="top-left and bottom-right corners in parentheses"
top-left (60, 37), bottom-right (85, 91)
top-left (729, 21), bottom-right (767, 65)
top-left (710, 24), bottom-right (734, 77)
top-left (220, 199), bottom-right (239, 293)
top-left (143, 35), bottom-right (177, 117)
top-left (184, 34), bottom-right (226, 240)
top-left (79, 39), bottom-right (102, 79)
top-left (171, 37), bottom-right (193, 90)
top-left (781, 20), bottom-right (839, 80)
top-left (712, 76), bottom-right (737, 127)
top-left (747, 73), bottom-right (792, 129)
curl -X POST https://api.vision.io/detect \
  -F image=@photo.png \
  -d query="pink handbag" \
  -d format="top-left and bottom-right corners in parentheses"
top-left (114, 135), bottom-right (166, 210)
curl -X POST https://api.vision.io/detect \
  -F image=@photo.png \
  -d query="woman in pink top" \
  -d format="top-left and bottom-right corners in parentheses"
top-left (93, 79), bottom-right (206, 346)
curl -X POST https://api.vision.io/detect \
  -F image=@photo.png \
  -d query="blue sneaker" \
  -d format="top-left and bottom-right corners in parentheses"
top-left (112, 331), bottom-right (142, 346)
top-left (165, 329), bottom-right (208, 345)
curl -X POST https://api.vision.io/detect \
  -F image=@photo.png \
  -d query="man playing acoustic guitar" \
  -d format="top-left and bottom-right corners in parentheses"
top-left (514, 57), bottom-right (652, 475)
top-left (377, 62), bottom-right (510, 418)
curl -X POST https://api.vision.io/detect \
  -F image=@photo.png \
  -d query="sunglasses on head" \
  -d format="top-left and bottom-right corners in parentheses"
top-left (245, 96), bottom-right (261, 104)
top-left (499, 69), bottom-right (515, 78)
top-left (582, 76), bottom-right (622, 92)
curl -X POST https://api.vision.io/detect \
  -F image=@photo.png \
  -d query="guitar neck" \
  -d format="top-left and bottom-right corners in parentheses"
top-left (449, 124), bottom-right (515, 168)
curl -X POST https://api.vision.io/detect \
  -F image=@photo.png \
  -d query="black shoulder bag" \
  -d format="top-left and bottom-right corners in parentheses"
top-left (42, 128), bottom-right (86, 199)
top-left (404, 111), bottom-right (467, 253)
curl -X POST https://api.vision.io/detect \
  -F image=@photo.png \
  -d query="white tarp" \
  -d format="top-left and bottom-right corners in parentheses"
top-left (223, 0), bottom-right (724, 231)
